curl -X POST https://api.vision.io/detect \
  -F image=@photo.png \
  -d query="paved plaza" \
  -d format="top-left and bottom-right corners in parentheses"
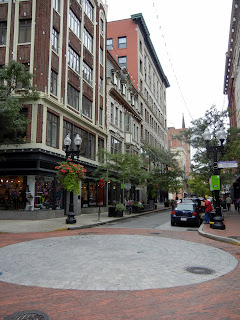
top-left (0, 234), bottom-right (238, 291)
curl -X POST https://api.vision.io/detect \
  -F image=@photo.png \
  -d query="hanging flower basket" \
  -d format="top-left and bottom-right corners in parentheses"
top-left (55, 159), bottom-right (86, 194)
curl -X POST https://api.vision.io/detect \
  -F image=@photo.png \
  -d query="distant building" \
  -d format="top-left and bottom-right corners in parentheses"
top-left (107, 13), bottom-right (170, 152)
top-left (168, 117), bottom-right (191, 199)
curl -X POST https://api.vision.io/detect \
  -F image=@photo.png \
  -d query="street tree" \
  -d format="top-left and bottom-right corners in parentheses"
top-left (0, 60), bottom-right (38, 144)
top-left (143, 144), bottom-right (183, 199)
top-left (92, 150), bottom-right (148, 202)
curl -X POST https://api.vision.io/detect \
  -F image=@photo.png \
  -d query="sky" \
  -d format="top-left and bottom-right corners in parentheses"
top-left (105, 0), bottom-right (232, 129)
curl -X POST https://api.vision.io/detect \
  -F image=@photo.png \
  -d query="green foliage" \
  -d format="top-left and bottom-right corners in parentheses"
top-left (187, 173), bottom-right (210, 197)
top-left (0, 60), bottom-right (39, 144)
top-left (143, 144), bottom-right (184, 197)
top-left (115, 203), bottom-right (126, 212)
top-left (55, 159), bottom-right (87, 194)
top-left (93, 150), bottom-right (147, 186)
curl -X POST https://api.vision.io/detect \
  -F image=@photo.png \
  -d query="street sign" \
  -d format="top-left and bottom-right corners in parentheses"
top-left (210, 175), bottom-right (220, 191)
top-left (218, 161), bottom-right (238, 168)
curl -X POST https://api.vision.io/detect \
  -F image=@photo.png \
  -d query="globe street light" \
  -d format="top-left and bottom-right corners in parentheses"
top-left (203, 128), bottom-right (226, 230)
top-left (64, 133), bottom-right (82, 224)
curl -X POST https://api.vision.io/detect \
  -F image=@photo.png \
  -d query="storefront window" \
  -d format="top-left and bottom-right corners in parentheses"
top-left (0, 176), bottom-right (27, 210)
top-left (35, 176), bottom-right (63, 210)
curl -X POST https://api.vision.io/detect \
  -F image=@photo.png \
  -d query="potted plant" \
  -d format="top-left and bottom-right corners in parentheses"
top-left (115, 203), bottom-right (126, 217)
top-left (132, 201), bottom-right (144, 213)
top-left (164, 200), bottom-right (170, 207)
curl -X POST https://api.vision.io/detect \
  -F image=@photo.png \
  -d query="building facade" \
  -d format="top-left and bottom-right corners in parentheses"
top-left (168, 122), bottom-right (191, 199)
top-left (107, 13), bottom-right (170, 152)
top-left (223, 0), bottom-right (240, 199)
top-left (0, 0), bottom-right (107, 216)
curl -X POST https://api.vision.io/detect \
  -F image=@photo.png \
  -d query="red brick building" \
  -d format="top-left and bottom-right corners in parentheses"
top-left (0, 0), bottom-right (107, 216)
top-left (107, 13), bottom-right (170, 152)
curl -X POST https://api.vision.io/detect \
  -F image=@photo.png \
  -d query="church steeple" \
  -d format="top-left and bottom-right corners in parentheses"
top-left (182, 114), bottom-right (185, 129)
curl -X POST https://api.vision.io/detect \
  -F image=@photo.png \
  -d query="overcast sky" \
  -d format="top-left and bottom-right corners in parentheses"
top-left (105, 0), bottom-right (232, 129)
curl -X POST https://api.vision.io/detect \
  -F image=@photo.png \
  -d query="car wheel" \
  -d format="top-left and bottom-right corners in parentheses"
top-left (171, 221), bottom-right (175, 226)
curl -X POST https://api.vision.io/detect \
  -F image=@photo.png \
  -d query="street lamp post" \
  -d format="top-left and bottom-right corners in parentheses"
top-left (203, 128), bottom-right (226, 230)
top-left (64, 133), bottom-right (82, 224)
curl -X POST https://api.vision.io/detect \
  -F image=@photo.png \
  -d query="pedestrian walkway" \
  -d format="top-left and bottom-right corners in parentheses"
top-left (199, 208), bottom-right (240, 246)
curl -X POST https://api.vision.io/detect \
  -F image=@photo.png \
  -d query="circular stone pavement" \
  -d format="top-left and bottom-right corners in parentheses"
top-left (0, 235), bottom-right (238, 291)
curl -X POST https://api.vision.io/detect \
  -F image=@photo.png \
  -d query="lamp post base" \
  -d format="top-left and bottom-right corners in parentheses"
top-left (211, 216), bottom-right (225, 230)
top-left (66, 212), bottom-right (76, 224)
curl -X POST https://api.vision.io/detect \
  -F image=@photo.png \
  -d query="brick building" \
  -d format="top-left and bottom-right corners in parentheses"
top-left (168, 118), bottom-right (191, 199)
top-left (0, 0), bottom-right (107, 216)
top-left (107, 13), bottom-right (170, 152)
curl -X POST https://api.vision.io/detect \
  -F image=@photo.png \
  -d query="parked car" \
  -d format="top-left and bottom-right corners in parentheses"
top-left (171, 202), bottom-right (202, 227)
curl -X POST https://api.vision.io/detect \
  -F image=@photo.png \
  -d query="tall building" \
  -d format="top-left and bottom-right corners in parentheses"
top-left (0, 0), bottom-right (107, 215)
top-left (168, 117), bottom-right (191, 199)
top-left (107, 13), bottom-right (170, 152)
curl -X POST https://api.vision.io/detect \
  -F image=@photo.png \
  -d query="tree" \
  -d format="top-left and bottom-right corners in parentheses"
top-left (92, 150), bottom-right (148, 202)
top-left (143, 144), bottom-right (184, 199)
top-left (177, 105), bottom-right (239, 190)
top-left (187, 173), bottom-right (211, 197)
top-left (0, 60), bottom-right (38, 144)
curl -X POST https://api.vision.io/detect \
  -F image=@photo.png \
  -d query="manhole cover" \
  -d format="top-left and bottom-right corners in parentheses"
top-left (3, 310), bottom-right (49, 320)
top-left (185, 267), bottom-right (215, 275)
top-left (149, 232), bottom-right (161, 235)
top-left (186, 229), bottom-right (198, 232)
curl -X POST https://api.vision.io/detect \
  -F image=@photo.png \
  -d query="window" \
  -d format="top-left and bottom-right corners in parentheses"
top-left (16, 63), bottom-right (30, 89)
top-left (111, 136), bottom-right (122, 154)
top-left (139, 40), bottom-right (142, 53)
top-left (52, 28), bottom-right (59, 53)
top-left (82, 61), bottom-right (92, 85)
top-left (115, 107), bottom-right (118, 126)
top-left (0, 22), bottom-right (7, 45)
top-left (99, 77), bottom-right (103, 95)
top-left (69, 9), bottom-right (81, 38)
top-left (125, 114), bottom-right (131, 132)
top-left (100, 47), bottom-right (103, 65)
top-left (83, 28), bottom-right (93, 52)
top-left (139, 60), bottom-right (142, 73)
top-left (68, 46), bottom-right (80, 73)
top-left (99, 107), bottom-right (103, 126)
top-left (67, 84), bottom-right (79, 110)
top-left (107, 38), bottom-right (113, 50)
top-left (98, 138), bottom-right (104, 163)
top-left (100, 18), bottom-right (104, 34)
top-left (46, 112), bottom-right (58, 148)
top-left (118, 36), bottom-right (126, 49)
top-left (84, 0), bottom-right (93, 21)
top-left (19, 20), bottom-right (31, 43)
top-left (118, 56), bottom-right (127, 68)
top-left (50, 70), bottom-right (58, 96)
top-left (82, 95), bottom-right (92, 118)
top-left (53, 0), bottom-right (60, 12)
top-left (119, 111), bottom-right (122, 130)
top-left (111, 103), bottom-right (114, 123)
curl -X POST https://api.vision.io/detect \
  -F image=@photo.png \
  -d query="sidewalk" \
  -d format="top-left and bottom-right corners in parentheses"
top-left (0, 204), bottom-right (167, 233)
top-left (198, 207), bottom-right (240, 246)
top-left (0, 205), bottom-right (239, 246)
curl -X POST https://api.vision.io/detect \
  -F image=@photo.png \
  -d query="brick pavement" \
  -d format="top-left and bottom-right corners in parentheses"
top-left (0, 227), bottom-right (239, 320)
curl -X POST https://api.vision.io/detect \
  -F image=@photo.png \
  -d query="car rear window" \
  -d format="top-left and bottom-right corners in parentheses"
top-left (175, 204), bottom-right (194, 211)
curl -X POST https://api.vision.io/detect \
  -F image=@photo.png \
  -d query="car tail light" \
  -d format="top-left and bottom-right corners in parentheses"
top-left (192, 212), bottom-right (198, 216)
top-left (172, 211), bottom-right (175, 215)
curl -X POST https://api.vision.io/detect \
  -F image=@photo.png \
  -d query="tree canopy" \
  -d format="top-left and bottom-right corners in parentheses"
top-left (0, 60), bottom-right (38, 144)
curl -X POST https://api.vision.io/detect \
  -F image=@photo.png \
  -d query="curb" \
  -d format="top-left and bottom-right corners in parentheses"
top-left (198, 223), bottom-right (240, 246)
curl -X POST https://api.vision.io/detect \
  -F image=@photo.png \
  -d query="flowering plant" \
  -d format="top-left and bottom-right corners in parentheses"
top-left (55, 159), bottom-right (86, 194)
